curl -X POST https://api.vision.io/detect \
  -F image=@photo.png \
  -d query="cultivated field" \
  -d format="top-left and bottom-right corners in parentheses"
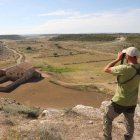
top-left (0, 34), bottom-right (140, 108)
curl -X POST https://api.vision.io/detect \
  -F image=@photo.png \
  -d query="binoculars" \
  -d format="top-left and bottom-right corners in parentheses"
top-left (121, 53), bottom-right (126, 64)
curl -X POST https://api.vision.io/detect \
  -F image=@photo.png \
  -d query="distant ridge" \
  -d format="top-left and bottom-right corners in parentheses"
top-left (0, 35), bottom-right (24, 40)
top-left (48, 34), bottom-right (118, 41)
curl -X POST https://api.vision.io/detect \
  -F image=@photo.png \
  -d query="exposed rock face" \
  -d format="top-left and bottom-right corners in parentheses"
top-left (40, 101), bottom-right (140, 119)
top-left (40, 109), bottom-right (59, 118)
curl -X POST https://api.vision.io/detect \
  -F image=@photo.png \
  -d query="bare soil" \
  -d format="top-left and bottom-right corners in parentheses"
top-left (0, 74), bottom-right (111, 109)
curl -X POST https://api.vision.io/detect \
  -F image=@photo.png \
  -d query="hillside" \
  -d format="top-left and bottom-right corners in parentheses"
top-left (48, 34), bottom-right (118, 41)
top-left (0, 35), bottom-right (25, 40)
top-left (48, 33), bottom-right (140, 50)
top-left (0, 98), bottom-right (140, 140)
top-left (0, 41), bottom-right (18, 67)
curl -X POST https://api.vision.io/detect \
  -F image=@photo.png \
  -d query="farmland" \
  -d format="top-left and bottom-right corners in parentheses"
top-left (0, 34), bottom-right (140, 108)
top-left (2, 34), bottom-right (139, 84)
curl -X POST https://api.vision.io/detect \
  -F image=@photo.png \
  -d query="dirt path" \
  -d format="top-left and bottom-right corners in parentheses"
top-left (4, 44), bottom-right (23, 64)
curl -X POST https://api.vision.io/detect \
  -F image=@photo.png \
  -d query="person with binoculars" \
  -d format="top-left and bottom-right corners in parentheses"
top-left (103, 47), bottom-right (140, 140)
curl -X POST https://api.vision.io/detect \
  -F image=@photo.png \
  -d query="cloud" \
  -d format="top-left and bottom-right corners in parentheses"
top-left (31, 8), bottom-right (140, 33)
top-left (38, 10), bottom-right (79, 16)
top-left (2, 8), bottom-right (140, 34)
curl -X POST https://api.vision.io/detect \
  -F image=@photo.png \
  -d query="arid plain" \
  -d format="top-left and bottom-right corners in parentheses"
top-left (0, 35), bottom-right (140, 109)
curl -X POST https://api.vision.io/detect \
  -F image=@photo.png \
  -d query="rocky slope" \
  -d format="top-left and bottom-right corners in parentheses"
top-left (0, 98), bottom-right (140, 140)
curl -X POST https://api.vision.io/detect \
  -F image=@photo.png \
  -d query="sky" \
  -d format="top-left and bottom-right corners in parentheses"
top-left (0, 0), bottom-right (140, 35)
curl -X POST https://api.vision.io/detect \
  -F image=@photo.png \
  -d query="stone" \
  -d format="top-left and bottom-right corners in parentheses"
top-left (99, 88), bottom-right (106, 92)
top-left (89, 121), bottom-right (93, 124)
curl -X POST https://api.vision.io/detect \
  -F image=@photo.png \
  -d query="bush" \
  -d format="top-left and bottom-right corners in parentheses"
top-left (89, 52), bottom-right (94, 55)
top-left (55, 43), bottom-right (58, 46)
top-left (63, 108), bottom-right (78, 116)
top-left (26, 46), bottom-right (32, 50)
top-left (53, 53), bottom-right (58, 57)
top-left (4, 119), bottom-right (15, 126)
top-left (57, 45), bottom-right (62, 49)
top-left (39, 126), bottom-right (62, 140)
top-left (2, 105), bottom-right (42, 118)
top-left (2, 126), bottom-right (62, 140)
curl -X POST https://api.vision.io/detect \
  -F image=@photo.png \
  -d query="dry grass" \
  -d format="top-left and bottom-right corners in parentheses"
top-left (0, 97), bottom-right (140, 140)
top-left (1, 103), bottom-right (140, 140)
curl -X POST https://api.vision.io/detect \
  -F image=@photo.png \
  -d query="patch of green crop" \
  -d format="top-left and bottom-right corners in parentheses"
top-left (40, 67), bottom-right (75, 73)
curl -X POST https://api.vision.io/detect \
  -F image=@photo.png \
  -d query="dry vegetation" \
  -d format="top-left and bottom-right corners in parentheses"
top-left (0, 98), bottom-right (140, 140)
top-left (0, 41), bottom-right (18, 68)
top-left (0, 34), bottom-right (140, 139)
top-left (1, 34), bottom-right (140, 97)
top-left (1, 34), bottom-right (139, 87)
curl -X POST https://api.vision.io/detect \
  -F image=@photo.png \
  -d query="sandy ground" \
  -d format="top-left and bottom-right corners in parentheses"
top-left (0, 74), bottom-right (112, 109)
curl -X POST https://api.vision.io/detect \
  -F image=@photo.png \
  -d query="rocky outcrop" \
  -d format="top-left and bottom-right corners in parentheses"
top-left (1, 98), bottom-right (140, 140)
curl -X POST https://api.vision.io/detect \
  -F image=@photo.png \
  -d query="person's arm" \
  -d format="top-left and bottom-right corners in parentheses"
top-left (104, 52), bottom-right (123, 74)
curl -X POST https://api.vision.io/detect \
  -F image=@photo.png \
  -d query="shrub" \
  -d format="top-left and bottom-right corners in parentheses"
top-left (2, 105), bottom-right (42, 118)
top-left (89, 52), bottom-right (94, 55)
top-left (53, 53), bottom-right (58, 57)
top-left (57, 45), bottom-right (62, 49)
top-left (26, 46), bottom-right (32, 50)
top-left (2, 126), bottom-right (62, 140)
top-left (55, 43), bottom-right (58, 46)
top-left (39, 126), bottom-right (62, 140)
top-left (4, 119), bottom-right (15, 126)
top-left (63, 108), bottom-right (78, 116)
top-left (18, 107), bottom-right (42, 118)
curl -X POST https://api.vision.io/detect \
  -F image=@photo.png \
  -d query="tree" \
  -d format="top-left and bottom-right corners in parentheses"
top-left (53, 52), bottom-right (58, 57)
top-left (26, 46), bottom-right (32, 50)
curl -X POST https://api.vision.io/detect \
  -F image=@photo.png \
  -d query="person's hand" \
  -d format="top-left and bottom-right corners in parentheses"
top-left (116, 52), bottom-right (123, 61)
